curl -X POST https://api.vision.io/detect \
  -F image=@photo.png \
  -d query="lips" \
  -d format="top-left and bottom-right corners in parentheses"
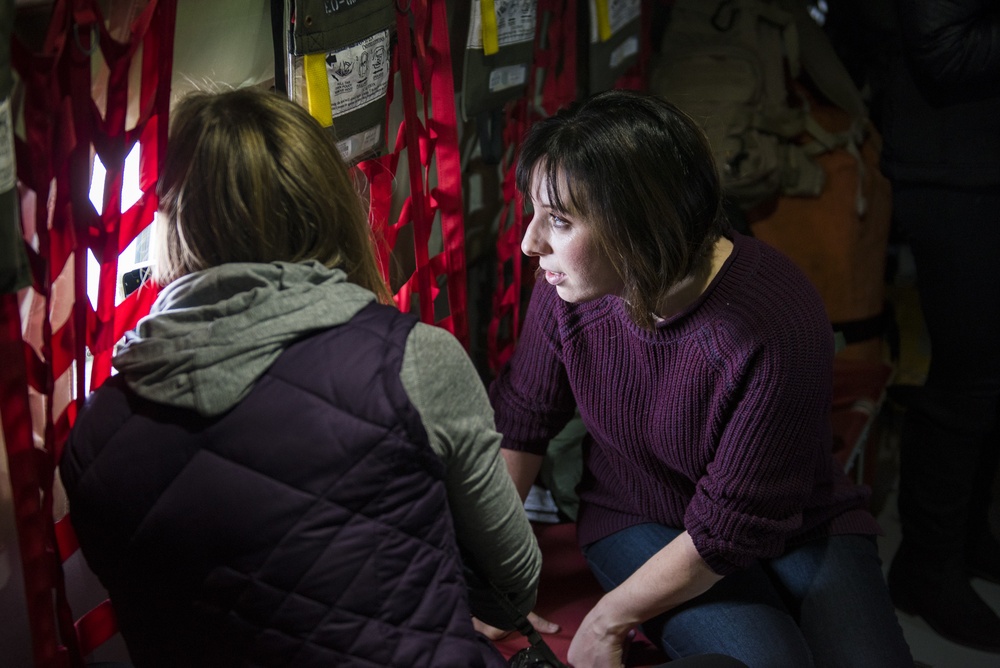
top-left (543, 270), bottom-right (565, 286)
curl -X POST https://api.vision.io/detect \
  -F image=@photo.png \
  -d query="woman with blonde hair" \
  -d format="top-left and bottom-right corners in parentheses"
top-left (60, 87), bottom-right (539, 667)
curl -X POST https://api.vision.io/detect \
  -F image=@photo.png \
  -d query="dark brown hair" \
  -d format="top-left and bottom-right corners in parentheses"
top-left (516, 89), bottom-right (730, 329)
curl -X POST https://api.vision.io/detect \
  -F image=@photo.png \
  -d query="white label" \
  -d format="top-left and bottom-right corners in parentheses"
top-left (467, 0), bottom-right (537, 49)
top-left (326, 29), bottom-right (391, 118)
top-left (0, 97), bottom-right (15, 192)
top-left (609, 35), bottom-right (639, 69)
top-left (589, 0), bottom-right (641, 43)
top-left (336, 124), bottom-right (382, 163)
top-left (489, 64), bottom-right (527, 92)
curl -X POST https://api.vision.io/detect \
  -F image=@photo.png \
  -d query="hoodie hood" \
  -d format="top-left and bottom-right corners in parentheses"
top-left (113, 260), bottom-right (376, 417)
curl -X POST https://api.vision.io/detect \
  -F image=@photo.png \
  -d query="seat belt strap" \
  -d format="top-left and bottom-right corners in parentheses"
top-left (480, 0), bottom-right (500, 55)
top-left (303, 52), bottom-right (334, 127)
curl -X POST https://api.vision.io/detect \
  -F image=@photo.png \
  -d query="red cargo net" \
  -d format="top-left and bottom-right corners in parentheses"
top-left (357, 0), bottom-right (469, 346)
top-left (2, 0), bottom-right (176, 665)
top-left (487, 0), bottom-right (651, 372)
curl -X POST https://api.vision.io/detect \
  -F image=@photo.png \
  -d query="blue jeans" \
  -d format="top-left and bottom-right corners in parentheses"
top-left (583, 524), bottom-right (913, 668)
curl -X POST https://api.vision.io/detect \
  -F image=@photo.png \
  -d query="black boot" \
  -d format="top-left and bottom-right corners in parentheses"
top-left (889, 542), bottom-right (1000, 653)
top-left (966, 529), bottom-right (1000, 585)
top-left (965, 429), bottom-right (1000, 585)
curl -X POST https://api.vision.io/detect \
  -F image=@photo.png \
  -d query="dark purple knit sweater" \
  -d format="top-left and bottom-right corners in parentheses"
top-left (490, 233), bottom-right (880, 576)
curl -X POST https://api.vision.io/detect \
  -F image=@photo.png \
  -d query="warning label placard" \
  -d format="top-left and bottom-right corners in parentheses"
top-left (326, 29), bottom-right (391, 118)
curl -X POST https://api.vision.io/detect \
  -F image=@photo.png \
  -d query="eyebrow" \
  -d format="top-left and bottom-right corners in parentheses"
top-left (532, 182), bottom-right (573, 213)
top-left (531, 194), bottom-right (574, 219)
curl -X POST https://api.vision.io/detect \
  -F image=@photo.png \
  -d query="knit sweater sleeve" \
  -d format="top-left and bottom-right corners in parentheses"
top-left (489, 281), bottom-right (579, 454)
top-left (399, 323), bottom-right (541, 626)
top-left (684, 307), bottom-right (837, 575)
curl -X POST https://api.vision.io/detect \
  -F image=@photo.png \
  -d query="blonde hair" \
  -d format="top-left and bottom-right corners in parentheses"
top-left (155, 87), bottom-right (391, 303)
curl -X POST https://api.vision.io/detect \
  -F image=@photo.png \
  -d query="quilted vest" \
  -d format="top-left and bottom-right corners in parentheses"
top-left (62, 302), bottom-right (505, 667)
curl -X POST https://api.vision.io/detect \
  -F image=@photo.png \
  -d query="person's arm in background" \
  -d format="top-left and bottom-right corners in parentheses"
top-left (400, 323), bottom-right (540, 629)
top-left (898, 0), bottom-right (1000, 94)
top-left (482, 281), bottom-right (583, 636)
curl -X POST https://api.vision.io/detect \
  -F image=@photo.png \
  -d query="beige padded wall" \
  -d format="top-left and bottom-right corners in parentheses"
top-left (171, 0), bottom-right (274, 101)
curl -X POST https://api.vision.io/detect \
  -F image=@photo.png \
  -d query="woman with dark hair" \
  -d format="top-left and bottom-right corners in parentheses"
top-left (60, 87), bottom-right (540, 667)
top-left (490, 89), bottom-right (913, 668)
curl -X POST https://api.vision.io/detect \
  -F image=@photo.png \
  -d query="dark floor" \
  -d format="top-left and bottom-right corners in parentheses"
top-left (877, 491), bottom-right (1000, 667)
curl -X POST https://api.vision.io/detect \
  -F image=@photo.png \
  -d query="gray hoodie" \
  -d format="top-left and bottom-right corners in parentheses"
top-left (115, 260), bottom-right (374, 416)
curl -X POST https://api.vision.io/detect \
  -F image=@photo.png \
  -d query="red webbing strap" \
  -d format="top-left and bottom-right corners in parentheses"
top-left (72, 0), bottom-right (174, 655)
top-left (8, 2), bottom-right (85, 664)
top-left (353, 2), bottom-right (470, 344)
top-left (487, 0), bottom-right (576, 371)
top-left (364, 0), bottom-right (467, 346)
top-left (356, 59), bottom-right (401, 289)
top-left (425, 0), bottom-right (468, 345)
top-left (484, 0), bottom-right (652, 371)
top-left (487, 99), bottom-right (536, 372)
top-left (4, 0), bottom-right (175, 664)
top-left (538, 0), bottom-right (577, 116)
top-left (53, 514), bottom-right (79, 557)
top-left (74, 599), bottom-right (119, 658)
top-left (486, 153), bottom-right (528, 372)
top-left (76, 0), bottom-right (170, 392)
top-left (1, 295), bottom-right (75, 668)
top-left (394, 13), bottom-right (435, 322)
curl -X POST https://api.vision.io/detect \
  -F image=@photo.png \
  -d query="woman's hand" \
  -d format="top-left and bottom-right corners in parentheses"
top-left (472, 611), bottom-right (561, 641)
top-left (568, 531), bottom-right (724, 667)
top-left (566, 597), bottom-right (634, 668)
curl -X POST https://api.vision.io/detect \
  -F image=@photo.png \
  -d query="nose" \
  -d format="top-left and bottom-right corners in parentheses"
top-left (521, 212), bottom-right (548, 258)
